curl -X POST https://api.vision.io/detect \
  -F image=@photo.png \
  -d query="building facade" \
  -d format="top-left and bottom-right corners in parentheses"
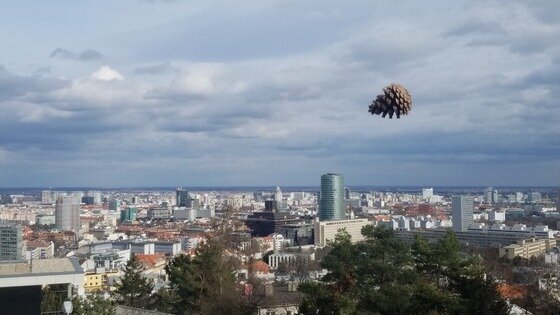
top-left (499, 238), bottom-right (557, 260)
top-left (319, 173), bottom-right (345, 221)
top-left (452, 196), bottom-right (474, 232)
top-left (314, 218), bottom-right (371, 247)
top-left (55, 196), bottom-right (80, 234)
top-left (0, 223), bottom-right (23, 261)
top-left (176, 188), bottom-right (190, 207)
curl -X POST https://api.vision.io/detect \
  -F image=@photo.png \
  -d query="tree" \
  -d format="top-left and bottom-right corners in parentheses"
top-left (41, 284), bottom-right (69, 313)
top-left (72, 294), bottom-right (115, 315)
top-left (157, 240), bottom-right (244, 314)
top-left (299, 227), bottom-right (510, 314)
top-left (162, 254), bottom-right (200, 314)
top-left (112, 255), bottom-right (154, 309)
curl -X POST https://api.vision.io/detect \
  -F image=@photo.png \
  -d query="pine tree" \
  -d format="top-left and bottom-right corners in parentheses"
top-left (72, 294), bottom-right (115, 315)
top-left (112, 255), bottom-right (154, 309)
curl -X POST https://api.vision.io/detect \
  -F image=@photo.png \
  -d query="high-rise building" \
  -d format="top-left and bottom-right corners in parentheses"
top-left (41, 190), bottom-right (52, 205)
top-left (344, 187), bottom-right (351, 200)
top-left (274, 187), bottom-right (283, 203)
top-left (120, 207), bottom-right (138, 222)
top-left (492, 190), bottom-right (499, 204)
top-left (528, 192), bottom-right (542, 203)
top-left (422, 188), bottom-right (434, 200)
top-left (108, 199), bottom-right (121, 211)
top-left (176, 188), bottom-right (190, 207)
top-left (0, 223), bottom-right (24, 261)
top-left (87, 191), bottom-right (102, 205)
top-left (55, 197), bottom-right (80, 234)
top-left (273, 187), bottom-right (284, 211)
top-left (452, 196), bottom-right (474, 232)
top-left (319, 173), bottom-right (345, 221)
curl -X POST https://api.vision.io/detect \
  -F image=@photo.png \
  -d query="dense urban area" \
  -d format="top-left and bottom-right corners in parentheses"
top-left (0, 176), bottom-right (559, 314)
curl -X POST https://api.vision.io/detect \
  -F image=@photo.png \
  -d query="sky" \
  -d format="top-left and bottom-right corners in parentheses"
top-left (0, 0), bottom-right (559, 187)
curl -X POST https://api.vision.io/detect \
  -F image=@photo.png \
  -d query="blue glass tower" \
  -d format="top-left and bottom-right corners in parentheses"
top-left (319, 173), bottom-right (345, 221)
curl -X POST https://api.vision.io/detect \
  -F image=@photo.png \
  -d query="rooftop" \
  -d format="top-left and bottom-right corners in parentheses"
top-left (0, 258), bottom-right (83, 277)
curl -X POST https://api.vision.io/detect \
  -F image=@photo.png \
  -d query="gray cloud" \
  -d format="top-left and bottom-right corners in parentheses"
top-left (50, 47), bottom-right (103, 61)
top-left (133, 62), bottom-right (178, 75)
top-left (0, 0), bottom-right (559, 186)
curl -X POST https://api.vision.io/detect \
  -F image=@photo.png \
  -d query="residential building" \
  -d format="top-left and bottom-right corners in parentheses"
top-left (422, 188), bottom-right (434, 200)
top-left (41, 190), bottom-right (52, 204)
top-left (55, 196), bottom-right (80, 234)
top-left (394, 223), bottom-right (554, 248)
top-left (83, 268), bottom-right (119, 292)
top-left (25, 240), bottom-right (54, 260)
top-left (499, 238), bottom-right (557, 260)
top-left (147, 206), bottom-right (172, 220)
top-left (452, 196), bottom-right (474, 232)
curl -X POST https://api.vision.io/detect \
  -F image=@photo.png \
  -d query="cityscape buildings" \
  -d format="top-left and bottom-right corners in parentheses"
top-left (54, 196), bottom-right (80, 234)
top-left (452, 196), bottom-right (474, 232)
top-left (319, 173), bottom-right (345, 221)
top-left (0, 222), bottom-right (23, 261)
top-left (176, 188), bottom-right (190, 207)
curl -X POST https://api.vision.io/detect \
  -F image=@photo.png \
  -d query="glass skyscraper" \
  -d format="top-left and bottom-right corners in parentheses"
top-left (176, 188), bottom-right (190, 207)
top-left (319, 173), bottom-right (345, 221)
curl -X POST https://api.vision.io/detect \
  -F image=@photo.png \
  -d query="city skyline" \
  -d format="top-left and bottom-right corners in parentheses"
top-left (0, 1), bottom-right (559, 187)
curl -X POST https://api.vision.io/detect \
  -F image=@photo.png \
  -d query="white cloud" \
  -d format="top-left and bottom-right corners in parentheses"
top-left (91, 65), bottom-right (124, 81)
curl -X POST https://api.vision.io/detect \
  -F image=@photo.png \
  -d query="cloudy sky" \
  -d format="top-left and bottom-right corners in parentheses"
top-left (0, 0), bottom-right (559, 187)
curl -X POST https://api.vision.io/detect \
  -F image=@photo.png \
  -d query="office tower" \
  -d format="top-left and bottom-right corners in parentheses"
top-left (55, 196), bottom-right (80, 234)
top-left (484, 187), bottom-right (493, 203)
top-left (274, 187), bottom-right (283, 203)
top-left (319, 173), bottom-right (345, 221)
top-left (492, 190), bottom-right (499, 203)
top-left (41, 190), bottom-right (52, 204)
top-left (0, 223), bottom-right (23, 261)
top-left (120, 207), bottom-right (138, 222)
top-left (176, 188), bottom-right (190, 207)
top-left (452, 196), bottom-right (474, 232)
top-left (422, 188), bottom-right (434, 199)
top-left (345, 187), bottom-right (351, 200)
top-left (87, 191), bottom-right (102, 205)
top-left (108, 199), bottom-right (121, 211)
top-left (265, 200), bottom-right (277, 212)
top-left (82, 196), bottom-right (95, 205)
top-left (274, 186), bottom-right (284, 211)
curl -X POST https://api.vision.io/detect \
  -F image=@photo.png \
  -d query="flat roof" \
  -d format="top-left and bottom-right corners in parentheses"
top-left (0, 258), bottom-right (83, 277)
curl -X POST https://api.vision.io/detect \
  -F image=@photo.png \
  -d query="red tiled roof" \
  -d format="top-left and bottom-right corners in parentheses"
top-left (135, 253), bottom-right (166, 268)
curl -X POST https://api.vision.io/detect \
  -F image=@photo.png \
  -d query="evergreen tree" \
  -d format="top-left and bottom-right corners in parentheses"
top-left (72, 294), bottom-right (115, 315)
top-left (299, 226), bottom-right (510, 315)
top-left (112, 255), bottom-right (154, 309)
top-left (41, 284), bottom-right (69, 313)
top-left (159, 240), bottom-right (242, 314)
